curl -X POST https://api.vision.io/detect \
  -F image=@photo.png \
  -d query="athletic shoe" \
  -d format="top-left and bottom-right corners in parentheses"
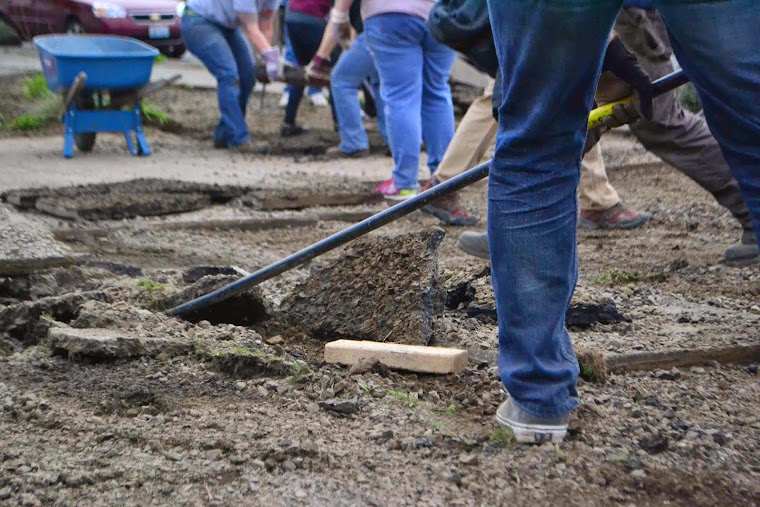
top-left (376, 178), bottom-right (418, 202)
top-left (496, 398), bottom-right (570, 444)
top-left (579, 202), bottom-right (649, 230)
top-left (279, 91), bottom-right (289, 108)
top-left (280, 123), bottom-right (310, 137)
top-left (308, 91), bottom-right (329, 108)
top-left (420, 178), bottom-right (479, 226)
top-left (325, 146), bottom-right (369, 159)
top-left (725, 229), bottom-right (759, 265)
top-left (457, 231), bottom-right (489, 259)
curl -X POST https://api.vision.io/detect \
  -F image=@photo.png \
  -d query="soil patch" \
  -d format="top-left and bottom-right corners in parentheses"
top-left (4, 178), bottom-right (245, 220)
top-left (280, 228), bottom-right (446, 345)
top-left (0, 205), bottom-right (73, 275)
top-left (243, 179), bottom-right (381, 210)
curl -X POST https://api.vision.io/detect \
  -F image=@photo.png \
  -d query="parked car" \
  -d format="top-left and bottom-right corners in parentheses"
top-left (0, 0), bottom-right (185, 57)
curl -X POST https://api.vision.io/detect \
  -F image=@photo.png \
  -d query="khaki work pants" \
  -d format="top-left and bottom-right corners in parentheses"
top-left (435, 79), bottom-right (618, 211)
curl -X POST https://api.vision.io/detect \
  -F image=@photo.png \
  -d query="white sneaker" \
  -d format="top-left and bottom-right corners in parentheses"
top-left (309, 91), bottom-right (329, 108)
top-left (279, 91), bottom-right (289, 108)
top-left (496, 398), bottom-right (570, 444)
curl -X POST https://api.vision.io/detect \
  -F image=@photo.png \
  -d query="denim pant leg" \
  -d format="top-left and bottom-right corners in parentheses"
top-left (181, 15), bottom-right (251, 147)
top-left (284, 13), bottom-right (326, 126)
top-left (332, 33), bottom-right (376, 153)
top-left (226, 28), bottom-right (256, 125)
top-left (366, 14), bottom-right (424, 190)
top-left (420, 29), bottom-right (456, 174)
top-left (369, 70), bottom-right (388, 145)
top-left (486, 0), bottom-right (622, 417)
top-left (655, 0), bottom-right (760, 244)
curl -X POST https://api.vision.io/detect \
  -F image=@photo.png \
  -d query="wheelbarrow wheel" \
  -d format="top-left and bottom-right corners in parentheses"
top-left (75, 133), bottom-right (96, 152)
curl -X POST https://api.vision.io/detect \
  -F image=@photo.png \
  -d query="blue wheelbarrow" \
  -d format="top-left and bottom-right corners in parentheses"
top-left (34, 35), bottom-right (179, 158)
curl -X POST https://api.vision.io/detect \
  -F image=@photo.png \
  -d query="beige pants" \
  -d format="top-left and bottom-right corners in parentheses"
top-left (434, 79), bottom-right (620, 211)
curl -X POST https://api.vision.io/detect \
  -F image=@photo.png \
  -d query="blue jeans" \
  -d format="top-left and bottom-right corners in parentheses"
top-left (365, 13), bottom-right (456, 189)
top-left (487, 0), bottom-right (760, 418)
top-left (283, 27), bottom-right (321, 97)
top-left (181, 12), bottom-right (255, 147)
top-left (284, 10), bottom-right (329, 126)
top-left (331, 33), bottom-right (387, 153)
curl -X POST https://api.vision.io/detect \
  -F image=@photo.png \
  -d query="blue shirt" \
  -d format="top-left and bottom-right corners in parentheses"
top-left (623, 0), bottom-right (654, 8)
top-left (187, 0), bottom-right (280, 29)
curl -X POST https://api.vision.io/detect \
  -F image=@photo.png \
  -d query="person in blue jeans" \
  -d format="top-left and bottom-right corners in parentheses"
top-left (281, 29), bottom-right (329, 108)
top-left (486, 0), bottom-right (760, 444)
top-left (333, 0), bottom-right (456, 201)
top-left (181, 0), bottom-right (282, 153)
top-left (329, 32), bottom-right (387, 157)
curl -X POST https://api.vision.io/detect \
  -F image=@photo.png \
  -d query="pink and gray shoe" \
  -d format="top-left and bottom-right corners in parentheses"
top-left (376, 178), bottom-right (419, 202)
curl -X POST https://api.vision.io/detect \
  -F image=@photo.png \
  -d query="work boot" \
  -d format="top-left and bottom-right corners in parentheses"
top-left (725, 229), bottom-right (759, 265)
top-left (228, 140), bottom-right (270, 155)
top-left (457, 231), bottom-right (489, 260)
top-left (420, 179), bottom-right (480, 226)
top-left (325, 146), bottom-right (369, 159)
top-left (280, 123), bottom-right (310, 137)
top-left (579, 202), bottom-right (649, 230)
top-left (496, 398), bottom-right (570, 444)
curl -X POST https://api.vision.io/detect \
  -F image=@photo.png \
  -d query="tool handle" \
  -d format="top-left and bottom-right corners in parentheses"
top-left (587, 69), bottom-right (688, 129)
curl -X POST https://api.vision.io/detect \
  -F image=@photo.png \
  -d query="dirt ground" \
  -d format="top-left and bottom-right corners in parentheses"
top-left (1, 77), bottom-right (759, 506)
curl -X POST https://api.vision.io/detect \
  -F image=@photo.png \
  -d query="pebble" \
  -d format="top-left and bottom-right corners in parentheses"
top-left (747, 364), bottom-right (758, 375)
top-left (458, 453), bottom-right (479, 466)
top-left (236, 381), bottom-right (247, 390)
top-left (630, 470), bottom-right (647, 479)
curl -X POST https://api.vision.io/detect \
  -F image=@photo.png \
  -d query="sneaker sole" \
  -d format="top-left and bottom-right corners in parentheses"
top-left (457, 238), bottom-right (490, 260)
top-left (383, 194), bottom-right (417, 203)
top-left (578, 214), bottom-right (650, 231)
top-left (495, 412), bottom-right (567, 444)
top-left (422, 205), bottom-right (479, 227)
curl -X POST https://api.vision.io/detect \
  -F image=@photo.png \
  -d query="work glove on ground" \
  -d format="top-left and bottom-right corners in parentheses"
top-left (599, 36), bottom-right (653, 129)
top-left (306, 55), bottom-right (332, 87)
top-left (331, 8), bottom-right (352, 48)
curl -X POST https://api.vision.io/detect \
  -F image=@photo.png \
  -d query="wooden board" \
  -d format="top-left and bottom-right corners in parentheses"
top-left (324, 339), bottom-right (468, 374)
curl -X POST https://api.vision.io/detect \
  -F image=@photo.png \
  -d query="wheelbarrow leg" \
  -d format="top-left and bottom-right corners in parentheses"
top-left (124, 131), bottom-right (138, 155)
top-left (62, 109), bottom-right (75, 158)
top-left (135, 127), bottom-right (151, 156)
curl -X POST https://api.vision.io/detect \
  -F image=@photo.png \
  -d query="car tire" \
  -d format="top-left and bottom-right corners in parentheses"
top-left (162, 45), bottom-right (186, 59)
top-left (74, 133), bottom-right (96, 152)
top-left (65, 19), bottom-right (84, 34)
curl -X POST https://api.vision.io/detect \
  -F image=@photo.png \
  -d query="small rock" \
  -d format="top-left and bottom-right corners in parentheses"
top-left (0, 488), bottom-right (10, 500)
top-left (236, 381), bottom-right (247, 390)
top-left (205, 449), bottom-right (223, 461)
top-left (458, 453), bottom-right (479, 466)
top-left (267, 335), bottom-right (284, 345)
top-left (305, 402), bottom-right (319, 414)
top-left (230, 455), bottom-right (247, 465)
top-left (630, 470), bottom-right (646, 480)
top-left (257, 387), bottom-right (269, 397)
top-left (148, 415), bottom-right (165, 427)
top-left (319, 399), bottom-right (359, 415)
top-left (640, 434), bottom-right (669, 454)
top-left (748, 364), bottom-right (758, 375)
top-left (140, 406), bottom-right (157, 417)
top-left (712, 432), bottom-right (728, 445)
top-left (654, 369), bottom-right (681, 381)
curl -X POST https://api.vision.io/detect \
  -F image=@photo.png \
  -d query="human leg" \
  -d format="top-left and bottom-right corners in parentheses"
top-left (435, 79), bottom-right (498, 182)
top-left (653, 0), bottom-right (760, 244)
top-left (331, 33), bottom-right (376, 153)
top-left (612, 7), bottom-right (752, 232)
top-left (226, 28), bottom-right (256, 123)
top-left (283, 13), bottom-right (326, 128)
top-left (420, 27), bottom-right (456, 174)
top-left (181, 14), bottom-right (251, 147)
top-left (486, 0), bottom-right (622, 422)
top-left (365, 13), bottom-right (425, 191)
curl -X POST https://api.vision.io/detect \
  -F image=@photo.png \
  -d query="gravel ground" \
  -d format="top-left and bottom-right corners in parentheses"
top-left (1, 82), bottom-right (758, 505)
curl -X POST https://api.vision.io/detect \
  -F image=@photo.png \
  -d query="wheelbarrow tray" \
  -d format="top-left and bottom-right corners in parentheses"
top-left (34, 35), bottom-right (158, 93)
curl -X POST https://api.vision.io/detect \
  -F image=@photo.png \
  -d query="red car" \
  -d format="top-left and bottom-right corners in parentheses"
top-left (0, 0), bottom-right (185, 57)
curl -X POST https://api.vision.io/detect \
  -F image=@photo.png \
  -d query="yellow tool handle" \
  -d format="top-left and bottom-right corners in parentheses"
top-left (587, 96), bottom-right (633, 129)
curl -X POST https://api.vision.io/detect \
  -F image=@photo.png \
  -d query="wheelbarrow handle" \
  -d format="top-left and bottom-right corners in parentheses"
top-left (59, 72), bottom-right (87, 121)
top-left (167, 69), bottom-right (689, 317)
top-left (137, 74), bottom-right (182, 100)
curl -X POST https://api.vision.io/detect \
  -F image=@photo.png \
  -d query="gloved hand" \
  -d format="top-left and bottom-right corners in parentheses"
top-left (600, 36), bottom-right (653, 129)
top-left (306, 55), bottom-right (332, 87)
top-left (262, 47), bottom-right (281, 82)
top-left (330, 8), bottom-right (352, 48)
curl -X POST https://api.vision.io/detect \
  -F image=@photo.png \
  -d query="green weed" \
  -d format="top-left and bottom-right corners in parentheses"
top-left (9, 114), bottom-right (44, 130)
top-left (136, 279), bottom-right (165, 292)
top-left (388, 390), bottom-right (418, 408)
top-left (23, 73), bottom-right (50, 99)
top-left (141, 102), bottom-right (170, 125)
top-left (594, 268), bottom-right (639, 286)
top-left (40, 313), bottom-right (56, 322)
top-left (490, 427), bottom-right (516, 448)
top-left (357, 380), bottom-right (374, 395)
top-left (154, 54), bottom-right (168, 63)
top-left (286, 360), bottom-right (311, 386)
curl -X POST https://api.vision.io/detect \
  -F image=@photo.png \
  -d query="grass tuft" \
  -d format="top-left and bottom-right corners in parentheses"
top-left (9, 114), bottom-right (44, 130)
top-left (141, 102), bottom-right (170, 125)
top-left (594, 268), bottom-right (639, 286)
top-left (23, 73), bottom-right (50, 100)
top-left (490, 427), bottom-right (516, 448)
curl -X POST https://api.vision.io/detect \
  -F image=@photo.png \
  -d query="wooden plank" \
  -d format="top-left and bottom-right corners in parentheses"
top-left (606, 345), bottom-right (760, 372)
top-left (324, 339), bottom-right (468, 374)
